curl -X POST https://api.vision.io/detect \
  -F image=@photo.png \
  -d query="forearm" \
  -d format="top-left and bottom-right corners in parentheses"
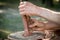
top-left (44, 21), bottom-right (60, 30)
top-left (22, 15), bottom-right (29, 31)
top-left (38, 7), bottom-right (60, 24)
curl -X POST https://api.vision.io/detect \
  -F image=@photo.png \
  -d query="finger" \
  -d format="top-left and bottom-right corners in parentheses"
top-left (20, 12), bottom-right (26, 15)
top-left (18, 2), bottom-right (27, 8)
top-left (20, 12), bottom-right (24, 15)
top-left (20, 11), bottom-right (31, 16)
top-left (20, 2), bottom-right (24, 5)
top-left (19, 8), bottom-right (25, 12)
top-left (29, 23), bottom-right (37, 28)
top-left (20, 2), bottom-right (27, 6)
top-left (20, 5), bottom-right (25, 9)
top-left (18, 4), bottom-right (25, 8)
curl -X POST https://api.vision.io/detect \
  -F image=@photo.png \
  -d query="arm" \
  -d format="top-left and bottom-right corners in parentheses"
top-left (37, 7), bottom-right (60, 25)
top-left (19, 1), bottom-right (60, 25)
top-left (21, 15), bottom-right (32, 36)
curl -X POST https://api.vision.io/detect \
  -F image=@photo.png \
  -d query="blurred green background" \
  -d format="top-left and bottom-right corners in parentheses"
top-left (0, 0), bottom-right (60, 39)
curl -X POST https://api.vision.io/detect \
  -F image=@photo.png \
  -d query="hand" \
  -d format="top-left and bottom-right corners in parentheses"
top-left (29, 18), bottom-right (45, 31)
top-left (29, 18), bottom-right (45, 28)
top-left (19, 1), bottom-right (40, 16)
top-left (29, 18), bottom-right (59, 31)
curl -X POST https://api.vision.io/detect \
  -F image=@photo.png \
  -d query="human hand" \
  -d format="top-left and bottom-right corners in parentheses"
top-left (19, 1), bottom-right (40, 16)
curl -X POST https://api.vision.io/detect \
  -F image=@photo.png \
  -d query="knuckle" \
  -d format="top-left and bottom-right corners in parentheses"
top-left (20, 5), bottom-right (25, 8)
top-left (20, 2), bottom-right (24, 5)
top-left (23, 1), bottom-right (29, 6)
